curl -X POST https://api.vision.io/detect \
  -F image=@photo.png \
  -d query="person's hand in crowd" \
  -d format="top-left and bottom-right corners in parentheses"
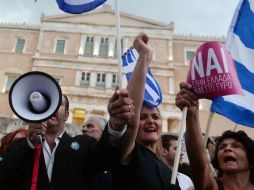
top-left (28, 122), bottom-right (47, 145)
top-left (107, 87), bottom-right (135, 131)
top-left (175, 82), bottom-right (199, 114)
top-left (133, 32), bottom-right (153, 64)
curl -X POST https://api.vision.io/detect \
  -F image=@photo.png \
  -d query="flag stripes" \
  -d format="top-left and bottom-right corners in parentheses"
top-left (56, 0), bottom-right (107, 14)
top-left (122, 48), bottom-right (163, 108)
top-left (211, 0), bottom-right (254, 128)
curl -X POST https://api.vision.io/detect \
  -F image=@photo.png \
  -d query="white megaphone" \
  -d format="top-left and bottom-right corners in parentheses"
top-left (9, 71), bottom-right (62, 123)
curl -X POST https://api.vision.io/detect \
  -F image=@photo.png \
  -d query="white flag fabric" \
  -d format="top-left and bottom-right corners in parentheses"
top-left (56, 0), bottom-right (107, 14)
top-left (211, 0), bottom-right (254, 128)
top-left (122, 48), bottom-right (163, 108)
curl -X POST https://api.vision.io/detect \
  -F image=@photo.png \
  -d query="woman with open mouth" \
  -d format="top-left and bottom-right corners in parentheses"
top-left (175, 82), bottom-right (254, 190)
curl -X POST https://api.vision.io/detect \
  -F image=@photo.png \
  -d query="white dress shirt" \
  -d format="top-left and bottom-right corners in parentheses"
top-left (27, 124), bottom-right (126, 181)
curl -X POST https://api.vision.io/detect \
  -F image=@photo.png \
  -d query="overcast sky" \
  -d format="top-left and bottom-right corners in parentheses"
top-left (0, 0), bottom-right (239, 37)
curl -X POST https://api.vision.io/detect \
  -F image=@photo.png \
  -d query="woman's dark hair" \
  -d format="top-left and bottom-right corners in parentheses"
top-left (142, 102), bottom-right (160, 116)
top-left (212, 130), bottom-right (254, 184)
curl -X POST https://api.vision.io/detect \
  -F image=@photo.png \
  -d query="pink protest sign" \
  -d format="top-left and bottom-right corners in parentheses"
top-left (186, 41), bottom-right (243, 99)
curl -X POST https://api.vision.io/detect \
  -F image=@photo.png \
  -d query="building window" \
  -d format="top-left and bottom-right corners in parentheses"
top-left (99, 37), bottom-right (108, 58)
top-left (112, 74), bottom-right (118, 87)
top-left (15, 38), bottom-right (25, 53)
top-left (114, 38), bottom-right (123, 58)
top-left (55, 39), bottom-right (66, 54)
top-left (96, 73), bottom-right (106, 87)
top-left (84, 37), bottom-right (94, 57)
top-left (185, 50), bottom-right (195, 65)
top-left (72, 108), bottom-right (86, 125)
top-left (80, 72), bottom-right (90, 87)
top-left (3, 75), bottom-right (18, 92)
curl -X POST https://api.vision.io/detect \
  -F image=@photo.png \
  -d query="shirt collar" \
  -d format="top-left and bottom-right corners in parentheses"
top-left (41, 130), bottom-right (65, 143)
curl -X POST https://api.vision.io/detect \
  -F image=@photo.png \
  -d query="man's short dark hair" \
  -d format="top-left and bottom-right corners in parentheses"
top-left (161, 134), bottom-right (178, 150)
top-left (63, 94), bottom-right (69, 112)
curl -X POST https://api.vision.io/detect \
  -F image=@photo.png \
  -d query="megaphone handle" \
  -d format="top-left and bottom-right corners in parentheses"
top-left (37, 135), bottom-right (43, 144)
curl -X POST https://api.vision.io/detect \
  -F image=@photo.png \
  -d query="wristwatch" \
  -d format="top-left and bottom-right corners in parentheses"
top-left (107, 121), bottom-right (127, 137)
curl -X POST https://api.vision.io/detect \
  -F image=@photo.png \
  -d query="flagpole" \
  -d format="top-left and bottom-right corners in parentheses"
top-left (114, 0), bottom-right (123, 88)
top-left (203, 111), bottom-right (216, 178)
top-left (233, 123), bottom-right (238, 131)
top-left (204, 111), bottom-right (214, 148)
top-left (171, 107), bottom-right (187, 184)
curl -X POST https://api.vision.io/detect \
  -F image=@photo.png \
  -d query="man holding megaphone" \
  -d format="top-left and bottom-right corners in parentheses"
top-left (0, 72), bottom-right (134, 190)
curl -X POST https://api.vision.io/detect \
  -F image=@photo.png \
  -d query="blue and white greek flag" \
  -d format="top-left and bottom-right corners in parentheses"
top-left (211, 0), bottom-right (254, 128)
top-left (122, 48), bottom-right (163, 108)
top-left (56, 0), bottom-right (107, 14)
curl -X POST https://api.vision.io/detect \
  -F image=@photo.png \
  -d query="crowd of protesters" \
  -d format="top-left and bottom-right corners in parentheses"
top-left (0, 32), bottom-right (254, 190)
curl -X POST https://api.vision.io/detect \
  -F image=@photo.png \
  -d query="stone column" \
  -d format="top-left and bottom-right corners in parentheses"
top-left (35, 29), bottom-right (44, 56)
top-left (108, 37), bottom-right (115, 57)
top-left (79, 35), bottom-right (87, 55)
top-left (90, 72), bottom-right (97, 87)
top-left (93, 36), bottom-right (100, 56)
top-left (123, 37), bottom-right (129, 53)
top-left (106, 73), bottom-right (113, 88)
top-left (169, 77), bottom-right (174, 94)
top-left (75, 71), bottom-right (82, 86)
top-left (162, 117), bottom-right (168, 133)
top-left (168, 38), bottom-right (173, 61)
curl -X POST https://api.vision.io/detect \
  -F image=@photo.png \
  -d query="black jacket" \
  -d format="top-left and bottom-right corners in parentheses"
top-left (0, 128), bottom-right (120, 190)
top-left (112, 143), bottom-right (180, 190)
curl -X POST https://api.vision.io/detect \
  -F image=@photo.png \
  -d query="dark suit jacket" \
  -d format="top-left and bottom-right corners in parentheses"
top-left (112, 143), bottom-right (180, 190)
top-left (89, 171), bottom-right (112, 190)
top-left (0, 128), bottom-right (120, 190)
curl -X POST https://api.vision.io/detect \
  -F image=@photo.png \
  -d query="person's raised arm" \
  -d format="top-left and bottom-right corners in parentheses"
top-left (121, 33), bottom-right (153, 164)
top-left (127, 32), bottom-right (153, 111)
top-left (108, 33), bottom-right (152, 164)
top-left (175, 82), bottom-right (217, 190)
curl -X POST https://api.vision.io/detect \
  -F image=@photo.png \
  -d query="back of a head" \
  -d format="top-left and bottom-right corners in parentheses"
top-left (4, 128), bottom-right (28, 154)
top-left (0, 134), bottom-right (10, 156)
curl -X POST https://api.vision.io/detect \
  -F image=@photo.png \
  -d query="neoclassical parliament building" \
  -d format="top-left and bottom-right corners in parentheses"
top-left (0, 5), bottom-right (253, 138)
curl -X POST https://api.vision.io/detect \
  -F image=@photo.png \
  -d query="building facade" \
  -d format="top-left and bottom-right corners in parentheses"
top-left (1, 6), bottom-right (253, 138)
